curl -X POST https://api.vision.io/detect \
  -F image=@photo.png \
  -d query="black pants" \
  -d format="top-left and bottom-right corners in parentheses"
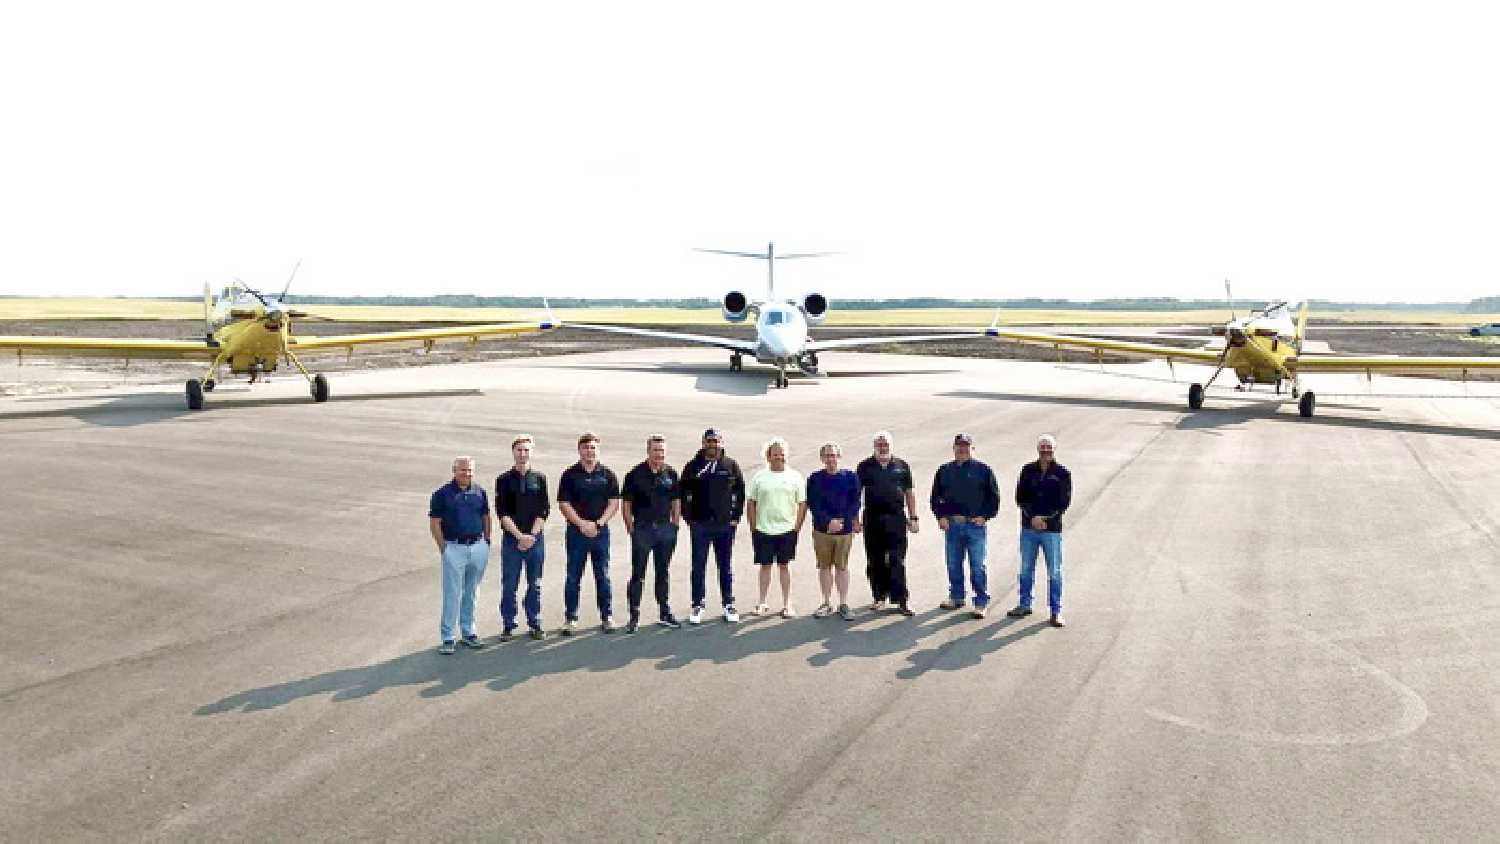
top-left (863, 517), bottom-right (909, 603)
top-left (629, 521), bottom-right (678, 616)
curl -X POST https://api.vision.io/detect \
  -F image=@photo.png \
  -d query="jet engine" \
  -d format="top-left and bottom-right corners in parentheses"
top-left (801, 292), bottom-right (829, 325)
top-left (722, 290), bottom-right (750, 323)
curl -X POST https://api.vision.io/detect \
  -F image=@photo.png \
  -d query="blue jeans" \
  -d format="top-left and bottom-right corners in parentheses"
top-left (1018, 528), bottom-right (1063, 614)
top-left (440, 539), bottom-right (489, 642)
top-left (689, 522), bottom-right (736, 609)
top-left (564, 525), bottom-right (612, 621)
top-left (943, 521), bottom-right (989, 607)
top-left (500, 534), bottom-right (545, 631)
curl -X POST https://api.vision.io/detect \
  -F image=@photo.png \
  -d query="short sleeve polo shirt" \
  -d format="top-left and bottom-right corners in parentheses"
top-left (428, 480), bottom-right (489, 541)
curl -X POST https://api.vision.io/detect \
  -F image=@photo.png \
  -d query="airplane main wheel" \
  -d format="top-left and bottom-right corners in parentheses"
top-left (203, 378), bottom-right (216, 392)
top-left (729, 354), bottom-right (742, 372)
top-left (186, 379), bottom-right (205, 410)
top-left (1187, 383), bottom-right (1204, 409)
top-left (311, 373), bottom-right (330, 403)
top-left (1298, 390), bottom-right (1316, 418)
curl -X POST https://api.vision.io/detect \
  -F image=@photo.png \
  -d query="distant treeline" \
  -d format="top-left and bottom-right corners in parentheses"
top-left (15, 294), bottom-right (1500, 311)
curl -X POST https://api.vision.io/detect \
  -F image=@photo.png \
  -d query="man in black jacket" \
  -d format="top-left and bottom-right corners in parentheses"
top-left (931, 433), bottom-right (1001, 619)
top-left (1009, 433), bottom-right (1072, 627)
top-left (680, 428), bottom-right (746, 624)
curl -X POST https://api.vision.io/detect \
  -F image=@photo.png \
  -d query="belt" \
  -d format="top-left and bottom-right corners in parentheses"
top-left (450, 535), bottom-right (486, 545)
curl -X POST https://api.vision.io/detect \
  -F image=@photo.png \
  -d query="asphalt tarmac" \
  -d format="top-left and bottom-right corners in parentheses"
top-left (3, 349), bottom-right (1499, 840)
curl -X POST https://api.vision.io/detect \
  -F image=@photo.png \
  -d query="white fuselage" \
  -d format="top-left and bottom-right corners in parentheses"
top-left (752, 303), bottom-right (810, 364)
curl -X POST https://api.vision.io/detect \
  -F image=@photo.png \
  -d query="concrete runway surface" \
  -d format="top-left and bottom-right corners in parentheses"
top-left (3, 349), bottom-right (1499, 840)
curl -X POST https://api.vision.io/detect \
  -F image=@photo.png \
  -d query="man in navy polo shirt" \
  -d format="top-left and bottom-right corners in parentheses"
top-left (428, 456), bottom-right (492, 655)
top-left (621, 434), bottom-right (683, 633)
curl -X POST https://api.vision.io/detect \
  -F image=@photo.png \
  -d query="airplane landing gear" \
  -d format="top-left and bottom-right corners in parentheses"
top-left (186, 378), bottom-right (205, 410)
top-left (729, 352), bottom-right (743, 372)
top-left (311, 373), bottom-right (330, 403)
top-left (1298, 390), bottom-right (1316, 418)
top-left (774, 368), bottom-right (789, 389)
top-left (203, 378), bottom-right (215, 392)
top-left (1187, 382), bottom-right (1204, 409)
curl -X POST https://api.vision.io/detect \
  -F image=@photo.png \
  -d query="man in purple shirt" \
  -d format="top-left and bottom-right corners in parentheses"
top-left (807, 442), bottom-right (861, 620)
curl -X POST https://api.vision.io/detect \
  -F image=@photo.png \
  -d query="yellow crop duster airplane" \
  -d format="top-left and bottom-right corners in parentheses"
top-left (0, 278), bottom-right (556, 410)
top-left (985, 292), bottom-right (1500, 417)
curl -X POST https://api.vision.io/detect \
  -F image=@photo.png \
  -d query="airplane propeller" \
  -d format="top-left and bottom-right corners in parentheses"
top-left (1224, 278), bottom-right (1236, 320)
top-left (202, 282), bottom-right (213, 341)
top-left (277, 259), bottom-right (302, 303)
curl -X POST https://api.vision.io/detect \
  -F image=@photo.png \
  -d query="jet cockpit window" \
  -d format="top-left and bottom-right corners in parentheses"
top-left (765, 310), bottom-right (787, 326)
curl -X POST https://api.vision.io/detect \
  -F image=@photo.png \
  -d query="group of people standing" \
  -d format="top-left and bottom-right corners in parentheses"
top-left (426, 429), bottom-right (1072, 655)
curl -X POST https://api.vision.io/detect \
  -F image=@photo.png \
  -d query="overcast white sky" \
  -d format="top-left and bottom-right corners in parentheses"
top-left (2, 1), bottom-right (1497, 303)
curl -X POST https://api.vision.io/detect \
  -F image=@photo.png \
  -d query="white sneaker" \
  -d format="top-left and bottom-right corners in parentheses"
top-left (723, 606), bottom-right (740, 624)
top-left (689, 606), bottom-right (704, 625)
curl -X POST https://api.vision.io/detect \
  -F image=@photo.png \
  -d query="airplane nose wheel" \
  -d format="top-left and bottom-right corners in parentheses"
top-left (310, 373), bottom-right (330, 403)
top-left (1187, 383), bottom-right (1204, 409)
top-left (186, 378), bottom-right (205, 410)
top-left (729, 352), bottom-right (742, 372)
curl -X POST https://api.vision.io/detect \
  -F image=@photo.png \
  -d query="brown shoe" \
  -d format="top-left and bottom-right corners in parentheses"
top-left (1049, 614), bottom-right (1066, 628)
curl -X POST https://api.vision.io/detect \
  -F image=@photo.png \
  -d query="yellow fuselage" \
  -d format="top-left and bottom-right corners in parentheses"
top-left (213, 318), bottom-right (290, 374)
top-left (1225, 333), bottom-right (1297, 384)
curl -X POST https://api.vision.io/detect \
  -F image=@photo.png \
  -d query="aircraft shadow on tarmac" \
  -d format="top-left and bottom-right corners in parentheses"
top-left (546, 363), bottom-right (961, 397)
top-left (0, 389), bottom-right (484, 428)
top-left (195, 609), bottom-right (1052, 715)
top-left (943, 390), bottom-right (1500, 440)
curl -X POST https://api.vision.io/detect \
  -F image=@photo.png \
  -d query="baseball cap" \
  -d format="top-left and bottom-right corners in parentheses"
top-left (702, 428), bottom-right (722, 440)
top-left (954, 433), bottom-right (974, 445)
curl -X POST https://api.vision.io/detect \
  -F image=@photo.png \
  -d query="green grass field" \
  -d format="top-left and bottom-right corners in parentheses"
top-left (1, 298), bottom-right (1494, 327)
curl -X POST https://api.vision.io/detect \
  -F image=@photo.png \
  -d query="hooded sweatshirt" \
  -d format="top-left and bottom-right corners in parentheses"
top-left (680, 447), bottom-right (746, 524)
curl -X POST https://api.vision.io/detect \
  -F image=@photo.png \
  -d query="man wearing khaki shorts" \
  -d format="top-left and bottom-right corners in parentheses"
top-left (807, 442), bottom-right (861, 620)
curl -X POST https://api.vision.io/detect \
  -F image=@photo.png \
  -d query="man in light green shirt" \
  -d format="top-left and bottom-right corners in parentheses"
top-left (746, 437), bottom-right (807, 618)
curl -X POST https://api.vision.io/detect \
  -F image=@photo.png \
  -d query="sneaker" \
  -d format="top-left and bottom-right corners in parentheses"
top-left (460, 633), bottom-right (486, 649)
top-left (723, 606), bottom-right (740, 624)
top-left (939, 598), bottom-right (964, 610)
top-left (529, 628), bottom-right (546, 641)
top-left (1006, 606), bottom-right (1033, 618)
top-left (1049, 614), bottom-right (1067, 628)
top-left (499, 628), bottom-right (515, 642)
top-left (689, 606), bottom-right (704, 625)
top-left (812, 602), bottom-right (833, 618)
top-left (896, 603), bottom-right (915, 617)
top-left (870, 598), bottom-right (887, 612)
top-left (659, 612), bottom-right (682, 629)
top-left (562, 619), bottom-right (578, 636)
top-left (602, 616), bottom-right (617, 634)
top-left (972, 606), bottom-right (988, 619)
top-left (625, 615), bottom-right (640, 634)
top-left (438, 640), bottom-right (456, 655)
top-left (838, 603), bottom-right (854, 621)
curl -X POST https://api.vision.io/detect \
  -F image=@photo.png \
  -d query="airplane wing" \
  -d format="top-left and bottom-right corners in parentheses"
top-left (288, 320), bottom-right (554, 353)
top-left (1288, 354), bottom-right (1500, 376)
top-left (0, 336), bottom-right (218, 359)
top-left (981, 328), bottom-right (1226, 363)
top-left (565, 323), bottom-right (758, 354)
top-left (805, 331), bottom-right (1000, 352)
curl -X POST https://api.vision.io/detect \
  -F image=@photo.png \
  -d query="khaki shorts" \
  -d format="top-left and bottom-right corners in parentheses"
top-left (812, 531), bottom-right (854, 569)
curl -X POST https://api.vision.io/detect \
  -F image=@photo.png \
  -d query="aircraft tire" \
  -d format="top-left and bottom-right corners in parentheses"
top-left (1187, 383), bottom-right (1204, 410)
top-left (186, 379), bottom-right (205, 410)
top-left (1299, 390), bottom-right (1316, 418)
top-left (311, 373), bottom-right (330, 403)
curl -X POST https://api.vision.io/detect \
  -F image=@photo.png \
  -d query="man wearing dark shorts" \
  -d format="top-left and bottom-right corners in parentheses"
top-left (557, 432), bottom-right (620, 634)
top-left (856, 431), bottom-right (918, 617)
top-left (621, 434), bottom-right (683, 633)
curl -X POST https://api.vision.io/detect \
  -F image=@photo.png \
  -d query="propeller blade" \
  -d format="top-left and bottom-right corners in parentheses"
top-left (1295, 301), bottom-right (1310, 346)
top-left (1223, 278), bottom-right (1236, 320)
top-left (278, 259), bottom-right (302, 303)
top-left (202, 282), bottom-right (214, 341)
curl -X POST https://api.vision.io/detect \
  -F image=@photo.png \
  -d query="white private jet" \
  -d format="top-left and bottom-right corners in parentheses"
top-left (570, 244), bottom-right (991, 388)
